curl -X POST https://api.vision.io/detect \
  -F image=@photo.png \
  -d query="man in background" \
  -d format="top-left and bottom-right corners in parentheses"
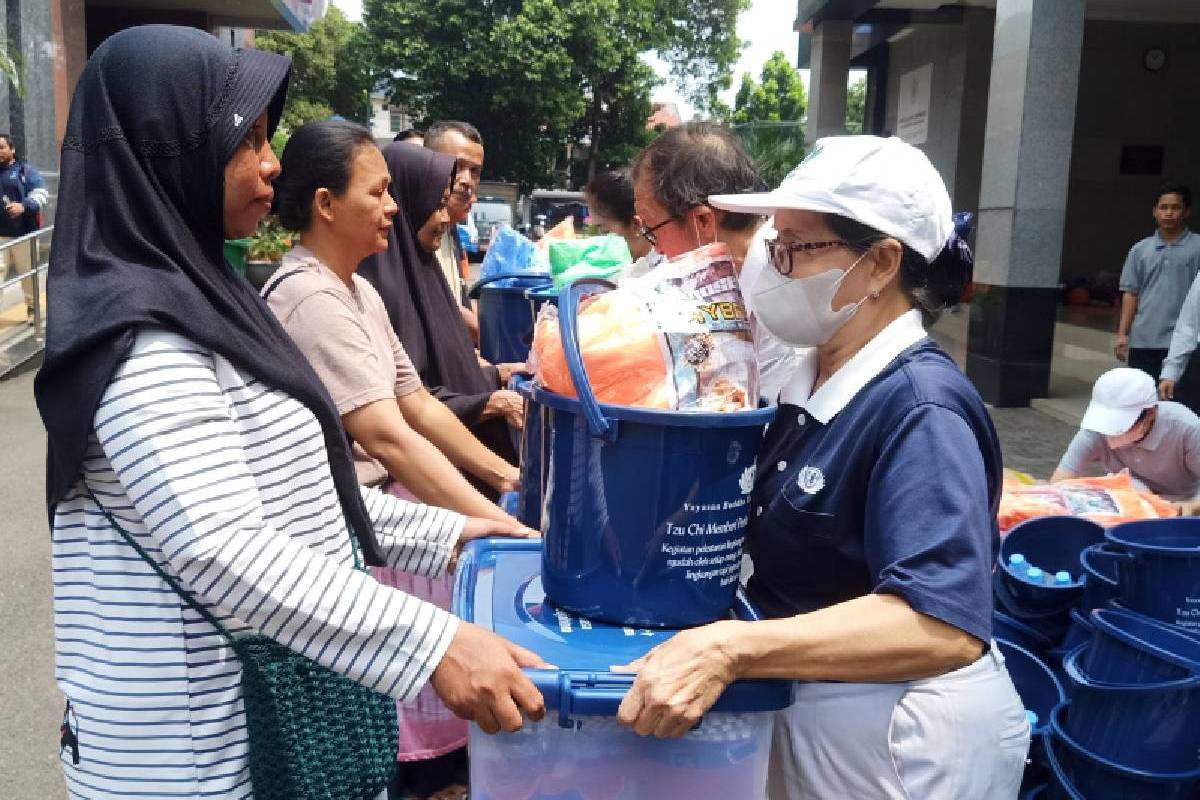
top-left (425, 120), bottom-right (484, 342)
top-left (0, 133), bottom-right (48, 322)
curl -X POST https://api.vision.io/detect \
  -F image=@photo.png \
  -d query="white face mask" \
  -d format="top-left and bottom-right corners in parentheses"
top-left (750, 251), bottom-right (870, 347)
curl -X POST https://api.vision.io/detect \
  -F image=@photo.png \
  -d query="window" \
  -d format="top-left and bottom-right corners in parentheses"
top-left (390, 108), bottom-right (408, 133)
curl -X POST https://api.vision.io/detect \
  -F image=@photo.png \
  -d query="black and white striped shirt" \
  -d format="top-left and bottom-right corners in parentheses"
top-left (52, 328), bottom-right (464, 799)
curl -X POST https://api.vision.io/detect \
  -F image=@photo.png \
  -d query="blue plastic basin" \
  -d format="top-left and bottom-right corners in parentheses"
top-left (1079, 543), bottom-right (1122, 611)
top-left (537, 280), bottom-right (775, 628)
top-left (997, 639), bottom-right (1065, 738)
top-left (1045, 702), bottom-right (1200, 800)
top-left (994, 571), bottom-right (1073, 641)
top-left (471, 273), bottom-right (552, 364)
top-left (994, 610), bottom-right (1057, 655)
top-left (1063, 645), bottom-right (1200, 773)
top-left (1106, 518), bottom-right (1200, 633)
top-left (999, 516), bottom-right (1103, 613)
top-left (511, 376), bottom-right (545, 530)
top-left (1082, 607), bottom-right (1200, 684)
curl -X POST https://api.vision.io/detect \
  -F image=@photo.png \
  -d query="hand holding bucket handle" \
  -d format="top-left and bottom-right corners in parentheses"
top-left (558, 278), bottom-right (619, 439)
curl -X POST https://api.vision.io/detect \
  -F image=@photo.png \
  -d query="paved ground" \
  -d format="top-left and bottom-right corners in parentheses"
top-left (0, 361), bottom-right (65, 797)
top-left (0, 357), bottom-right (1080, 795)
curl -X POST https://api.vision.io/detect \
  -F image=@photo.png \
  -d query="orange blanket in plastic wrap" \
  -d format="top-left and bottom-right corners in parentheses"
top-left (998, 470), bottom-right (1176, 533)
top-left (531, 243), bottom-right (757, 412)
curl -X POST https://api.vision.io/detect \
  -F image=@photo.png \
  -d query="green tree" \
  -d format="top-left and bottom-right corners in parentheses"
top-left (731, 50), bottom-right (806, 124)
top-left (845, 75), bottom-right (867, 134)
top-left (733, 122), bottom-right (805, 189)
top-left (255, 8), bottom-right (373, 130)
top-left (364, 0), bottom-right (748, 189)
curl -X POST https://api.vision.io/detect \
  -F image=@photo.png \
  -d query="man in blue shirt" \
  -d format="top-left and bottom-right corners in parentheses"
top-left (0, 133), bottom-right (48, 321)
top-left (1116, 185), bottom-right (1200, 393)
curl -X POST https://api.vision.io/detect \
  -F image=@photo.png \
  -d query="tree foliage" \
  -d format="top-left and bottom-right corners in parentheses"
top-left (732, 122), bottom-right (805, 190)
top-left (730, 50), bottom-right (806, 124)
top-left (364, 0), bottom-right (747, 189)
top-left (845, 75), bottom-right (867, 134)
top-left (255, 8), bottom-right (373, 130)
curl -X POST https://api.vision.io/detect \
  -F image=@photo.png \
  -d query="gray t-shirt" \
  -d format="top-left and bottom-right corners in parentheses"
top-left (1058, 401), bottom-right (1200, 500)
top-left (1120, 230), bottom-right (1200, 349)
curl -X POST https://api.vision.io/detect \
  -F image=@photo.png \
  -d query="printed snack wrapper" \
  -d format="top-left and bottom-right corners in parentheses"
top-left (531, 242), bottom-right (759, 412)
top-left (998, 470), bottom-right (1176, 533)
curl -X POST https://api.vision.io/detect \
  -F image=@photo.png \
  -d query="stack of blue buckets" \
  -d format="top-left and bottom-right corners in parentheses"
top-left (993, 515), bottom-right (1200, 799)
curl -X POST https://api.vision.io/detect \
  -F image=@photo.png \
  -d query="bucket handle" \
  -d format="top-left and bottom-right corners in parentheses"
top-left (468, 271), bottom-right (552, 299)
top-left (558, 277), bottom-right (619, 439)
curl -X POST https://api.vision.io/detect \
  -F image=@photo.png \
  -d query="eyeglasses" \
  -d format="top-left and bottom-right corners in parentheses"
top-left (766, 238), bottom-right (849, 276)
top-left (637, 216), bottom-right (675, 247)
top-left (450, 182), bottom-right (476, 201)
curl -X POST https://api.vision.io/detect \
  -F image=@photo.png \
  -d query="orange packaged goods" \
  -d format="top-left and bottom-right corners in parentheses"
top-left (998, 470), bottom-right (1176, 533)
top-left (531, 242), bottom-right (758, 412)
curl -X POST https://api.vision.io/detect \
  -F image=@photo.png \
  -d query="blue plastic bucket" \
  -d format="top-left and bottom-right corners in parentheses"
top-left (994, 571), bottom-right (1073, 641)
top-left (526, 283), bottom-right (559, 315)
top-left (1000, 516), bottom-right (1103, 612)
top-left (1062, 608), bottom-right (1094, 653)
top-left (1045, 703), bottom-right (1200, 800)
top-left (470, 273), bottom-right (552, 364)
top-left (511, 375), bottom-right (546, 530)
top-left (995, 610), bottom-right (1057, 655)
top-left (1106, 518), bottom-right (1200, 632)
top-left (1079, 543), bottom-right (1122, 611)
top-left (537, 280), bottom-right (776, 628)
top-left (1082, 607), bottom-right (1200, 684)
top-left (997, 639), bottom-right (1065, 739)
top-left (1062, 645), bottom-right (1200, 773)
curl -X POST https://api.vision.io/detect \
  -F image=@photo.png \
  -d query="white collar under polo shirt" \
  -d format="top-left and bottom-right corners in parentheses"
top-left (779, 308), bottom-right (928, 422)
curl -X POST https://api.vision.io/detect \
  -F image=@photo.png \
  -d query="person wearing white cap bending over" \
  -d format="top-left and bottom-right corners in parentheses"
top-left (614, 136), bottom-right (1028, 799)
top-left (1052, 367), bottom-right (1200, 514)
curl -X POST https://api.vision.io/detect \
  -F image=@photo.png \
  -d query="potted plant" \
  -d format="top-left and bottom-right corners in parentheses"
top-left (245, 215), bottom-right (292, 290)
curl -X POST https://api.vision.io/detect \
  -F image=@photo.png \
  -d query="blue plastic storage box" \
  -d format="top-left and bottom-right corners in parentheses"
top-left (453, 539), bottom-right (793, 800)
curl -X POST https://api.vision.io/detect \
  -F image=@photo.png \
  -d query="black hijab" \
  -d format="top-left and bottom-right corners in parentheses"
top-left (34, 25), bottom-right (386, 565)
top-left (358, 143), bottom-right (498, 420)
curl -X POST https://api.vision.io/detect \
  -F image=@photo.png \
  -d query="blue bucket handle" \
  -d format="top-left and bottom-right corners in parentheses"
top-left (558, 277), bottom-right (619, 439)
top-left (468, 271), bottom-right (552, 299)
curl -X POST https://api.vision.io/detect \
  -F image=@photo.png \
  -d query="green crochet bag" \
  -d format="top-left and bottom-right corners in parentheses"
top-left (86, 484), bottom-right (399, 799)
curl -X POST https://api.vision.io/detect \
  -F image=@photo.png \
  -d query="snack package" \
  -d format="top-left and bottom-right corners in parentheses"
top-left (998, 470), bottom-right (1176, 533)
top-left (547, 234), bottom-right (631, 288)
top-left (479, 225), bottom-right (538, 280)
top-left (532, 242), bottom-right (758, 412)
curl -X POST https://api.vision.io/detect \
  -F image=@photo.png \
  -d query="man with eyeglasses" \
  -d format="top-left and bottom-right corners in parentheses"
top-left (425, 120), bottom-right (485, 341)
top-left (1052, 367), bottom-right (1200, 515)
top-left (631, 121), bottom-right (800, 402)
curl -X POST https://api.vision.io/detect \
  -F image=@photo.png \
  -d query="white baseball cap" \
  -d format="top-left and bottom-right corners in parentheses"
top-left (1080, 368), bottom-right (1158, 435)
top-left (708, 135), bottom-right (953, 262)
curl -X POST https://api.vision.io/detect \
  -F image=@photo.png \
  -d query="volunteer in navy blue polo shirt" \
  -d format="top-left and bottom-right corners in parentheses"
top-left (616, 136), bottom-right (1028, 799)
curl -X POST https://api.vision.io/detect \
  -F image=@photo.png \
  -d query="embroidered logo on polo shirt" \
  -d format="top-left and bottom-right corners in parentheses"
top-left (739, 464), bottom-right (756, 495)
top-left (797, 466), bottom-right (825, 495)
top-left (233, 113), bottom-right (244, 127)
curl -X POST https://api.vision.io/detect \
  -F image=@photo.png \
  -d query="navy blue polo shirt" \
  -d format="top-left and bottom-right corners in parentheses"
top-left (745, 333), bottom-right (1001, 644)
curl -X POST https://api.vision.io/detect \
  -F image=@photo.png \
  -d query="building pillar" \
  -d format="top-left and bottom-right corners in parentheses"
top-left (807, 19), bottom-right (852, 140)
top-left (7, 0), bottom-right (58, 171)
top-left (52, 0), bottom-right (86, 162)
top-left (966, 0), bottom-right (1085, 406)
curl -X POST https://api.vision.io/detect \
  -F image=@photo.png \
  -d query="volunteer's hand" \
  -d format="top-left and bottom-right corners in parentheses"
top-left (492, 465), bottom-right (521, 496)
top-left (5, 201), bottom-right (22, 219)
top-left (1114, 334), bottom-right (1129, 362)
top-left (1175, 500), bottom-right (1200, 517)
top-left (430, 621), bottom-right (548, 734)
top-left (481, 390), bottom-right (524, 430)
top-left (614, 620), bottom-right (743, 738)
top-left (1159, 378), bottom-right (1176, 400)
top-left (453, 516), bottom-right (537, 570)
top-left (496, 362), bottom-right (528, 387)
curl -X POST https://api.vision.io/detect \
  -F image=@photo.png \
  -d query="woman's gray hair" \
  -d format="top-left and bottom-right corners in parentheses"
top-left (631, 121), bottom-right (767, 232)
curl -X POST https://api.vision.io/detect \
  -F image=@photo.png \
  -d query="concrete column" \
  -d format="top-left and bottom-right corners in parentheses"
top-left (966, 0), bottom-right (1085, 406)
top-left (7, 0), bottom-right (58, 171)
top-left (807, 19), bottom-right (852, 140)
top-left (52, 0), bottom-right (86, 160)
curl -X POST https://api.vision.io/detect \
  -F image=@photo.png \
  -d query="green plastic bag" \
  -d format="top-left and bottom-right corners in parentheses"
top-left (548, 234), bottom-right (631, 288)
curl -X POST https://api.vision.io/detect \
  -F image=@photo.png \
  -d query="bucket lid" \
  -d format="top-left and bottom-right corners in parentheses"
top-left (452, 539), bottom-right (794, 720)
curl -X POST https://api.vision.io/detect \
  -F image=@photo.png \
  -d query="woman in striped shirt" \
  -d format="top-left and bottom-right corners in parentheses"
top-left (35, 25), bottom-right (545, 800)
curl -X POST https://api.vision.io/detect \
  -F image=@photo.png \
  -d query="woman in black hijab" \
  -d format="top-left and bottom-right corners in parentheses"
top-left (35, 26), bottom-right (542, 798)
top-left (359, 143), bottom-right (521, 494)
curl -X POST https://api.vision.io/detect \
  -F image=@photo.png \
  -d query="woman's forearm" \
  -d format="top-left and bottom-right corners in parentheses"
top-left (401, 390), bottom-right (514, 490)
top-left (372, 432), bottom-right (511, 524)
top-left (729, 593), bottom-right (984, 683)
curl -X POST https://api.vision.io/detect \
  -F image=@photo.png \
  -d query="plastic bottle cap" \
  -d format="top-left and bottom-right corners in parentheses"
top-left (1054, 571), bottom-right (1072, 585)
top-left (1026, 710), bottom-right (1039, 727)
top-left (1008, 553), bottom-right (1027, 567)
top-left (1026, 567), bottom-right (1044, 580)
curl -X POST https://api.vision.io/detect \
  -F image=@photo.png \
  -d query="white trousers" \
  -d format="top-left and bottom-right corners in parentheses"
top-left (767, 644), bottom-right (1030, 800)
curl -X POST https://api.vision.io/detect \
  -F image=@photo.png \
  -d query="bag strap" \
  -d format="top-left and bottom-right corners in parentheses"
top-left (260, 268), bottom-right (305, 301)
top-left (81, 480), bottom-right (239, 645)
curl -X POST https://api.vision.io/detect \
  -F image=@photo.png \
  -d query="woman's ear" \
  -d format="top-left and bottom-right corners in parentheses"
top-left (868, 237), bottom-right (904, 293)
top-left (313, 187), bottom-right (335, 225)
